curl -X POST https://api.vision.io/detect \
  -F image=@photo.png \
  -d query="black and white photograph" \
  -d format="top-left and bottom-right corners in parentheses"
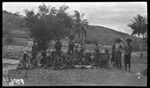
top-left (2, 2), bottom-right (147, 86)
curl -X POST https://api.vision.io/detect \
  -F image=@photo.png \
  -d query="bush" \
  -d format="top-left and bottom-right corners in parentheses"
top-left (131, 40), bottom-right (141, 52)
top-left (4, 36), bottom-right (14, 45)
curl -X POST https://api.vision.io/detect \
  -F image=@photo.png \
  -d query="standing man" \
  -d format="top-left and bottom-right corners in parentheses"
top-left (111, 42), bottom-right (117, 68)
top-left (80, 44), bottom-right (86, 57)
top-left (113, 38), bottom-right (123, 69)
top-left (31, 41), bottom-right (38, 67)
top-left (124, 38), bottom-right (132, 71)
top-left (54, 39), bottom-right (62, 57)
top-left (68, 35), bottom-right (75, 56)
top-left (74, 44), bottom-right (79, 56)
top-left (80, 43), bottom-right (86, 65)
top-left (94, 43), bottom-right (100, 67)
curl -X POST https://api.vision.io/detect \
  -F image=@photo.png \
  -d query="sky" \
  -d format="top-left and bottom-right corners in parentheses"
top-left (2, 2), bottom-right (147, 34)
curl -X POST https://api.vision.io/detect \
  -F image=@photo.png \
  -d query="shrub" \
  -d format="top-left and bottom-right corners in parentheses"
top-left (4, 36), bottom-right (14, 45)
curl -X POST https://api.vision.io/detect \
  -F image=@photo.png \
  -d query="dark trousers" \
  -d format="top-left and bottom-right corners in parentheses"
top-left (124, 54), bottom-right (131, 70)
top-left (115, 51), bottom-right (122, 69)
top-left (56, 48), bottom-right (61, 56)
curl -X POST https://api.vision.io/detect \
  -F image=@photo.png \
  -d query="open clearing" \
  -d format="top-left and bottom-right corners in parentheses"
top-left (3, 52), bottom-right (147, 86)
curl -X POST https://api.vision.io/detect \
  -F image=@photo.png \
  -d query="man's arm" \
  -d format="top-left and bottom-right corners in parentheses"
top-left (130, 45), bottom-right (132, 54)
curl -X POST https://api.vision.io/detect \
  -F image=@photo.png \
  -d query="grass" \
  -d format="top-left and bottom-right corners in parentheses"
top-left (2, 11), bottom-right (147, 86)
top-left (3, 52), bottom-right (147, 86)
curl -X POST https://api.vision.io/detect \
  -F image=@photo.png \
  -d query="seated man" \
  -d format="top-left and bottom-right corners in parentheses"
top-left (40, 51), bottom-right (47, 67)
top-left (85, 52), bottom-right (93, 65)
top-left (53, 55), bottom-right (63, 70)
top-left (45, 52), bottom-right (53, 68)
top-left (17, 51), bottom-right (30, 69)
top-left (74, 44), bottom-right (79, 56)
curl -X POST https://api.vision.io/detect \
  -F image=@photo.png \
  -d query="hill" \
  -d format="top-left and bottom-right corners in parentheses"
top-left (3, 11), bottom-right (29, 38)
top-left (2, 10), bottom-right (144, 51)
top-left (86, 25), bottom-right (142, 44)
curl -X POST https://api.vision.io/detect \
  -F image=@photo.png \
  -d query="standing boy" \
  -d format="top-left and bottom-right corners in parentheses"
top-left (124, 38), bottom-right (132, 71)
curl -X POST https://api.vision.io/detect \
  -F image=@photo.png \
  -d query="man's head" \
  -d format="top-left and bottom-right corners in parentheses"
top-left (105, 49), bottom-right (109, 53)
top-left (94, 42), bottom-right (98, 46)
top-left (69, 35), bottom-right (74, 40)
top-left (75, 44), bottom-right (78, 49)
top-left (126, 38), bottom-right (132, 44)
top-left (24, 51), bottom-right (27, 54)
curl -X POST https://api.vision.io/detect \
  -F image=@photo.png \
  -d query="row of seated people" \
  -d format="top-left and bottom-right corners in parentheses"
top-left (17, 48), bottom-right (110, 70)
top-left (40, 50), bottom-right (94, 70)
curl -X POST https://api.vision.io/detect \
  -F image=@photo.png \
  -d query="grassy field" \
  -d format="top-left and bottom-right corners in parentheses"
top-left (2, 52), bottom-right (147, 86)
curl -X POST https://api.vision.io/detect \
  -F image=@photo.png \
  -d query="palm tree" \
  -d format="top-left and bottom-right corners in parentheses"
top-left (71, 10), bottom-right (89, 43)
top-left (128, 14), bottom-right (147, 37)
top-left (128, 14), bottom-right (147, 58)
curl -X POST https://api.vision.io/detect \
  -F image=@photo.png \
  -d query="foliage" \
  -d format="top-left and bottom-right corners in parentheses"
top-left (3, 28), bottom-right (14, 45)
top-left (4, 35), bottom-right (14, 45)
top-left (23, 4), bottom-right (73, 51)
top-left (3, 10), bottom-right (13, 15)
top-left (3, 10), bottom-right (21, 16)
top-left (128, 14), bottom-right (147, 38)
top-left (3, 29), bottom-right (10, 37)
top-left (128, 14), bottom-right (147, 52)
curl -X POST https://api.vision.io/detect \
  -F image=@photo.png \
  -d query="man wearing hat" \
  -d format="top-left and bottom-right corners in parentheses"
top-left (112, 38), bottom-right (123, 69)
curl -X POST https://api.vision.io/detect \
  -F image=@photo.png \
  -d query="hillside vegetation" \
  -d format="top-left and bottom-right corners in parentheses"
top-left (2, 11), bottom-right (145, 51)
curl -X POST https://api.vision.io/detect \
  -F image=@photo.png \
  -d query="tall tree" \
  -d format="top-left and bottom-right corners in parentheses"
top-left (23, 4), bottom-right (73, 52)
top-left (128, 14), bottom-right (147, 58)
top-left (71, 10), bottom-right (89, 43)
top-left (128, 14), bottom-right (147, 38)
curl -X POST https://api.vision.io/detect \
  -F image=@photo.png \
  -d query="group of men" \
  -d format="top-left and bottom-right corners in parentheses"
top-left (17, 36), bottom-right (132, 71)
top-left (111, 38), bottom-right (132, 71)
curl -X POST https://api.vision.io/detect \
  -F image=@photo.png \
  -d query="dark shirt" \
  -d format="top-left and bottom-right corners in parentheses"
top-left (95, 46), bottom-right (99, 53)
top-left (68, 41), bottom-right (75, 51)
top-left (124, 44), bottom-right (132, 55)
top-left (23, 53), bottom-right (28, 62)
top-left (55, 41), bottom-right (62, 51)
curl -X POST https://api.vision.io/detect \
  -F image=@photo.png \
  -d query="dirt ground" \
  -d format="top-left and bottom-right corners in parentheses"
top-left (3, 52), bottom-right (147, 86)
